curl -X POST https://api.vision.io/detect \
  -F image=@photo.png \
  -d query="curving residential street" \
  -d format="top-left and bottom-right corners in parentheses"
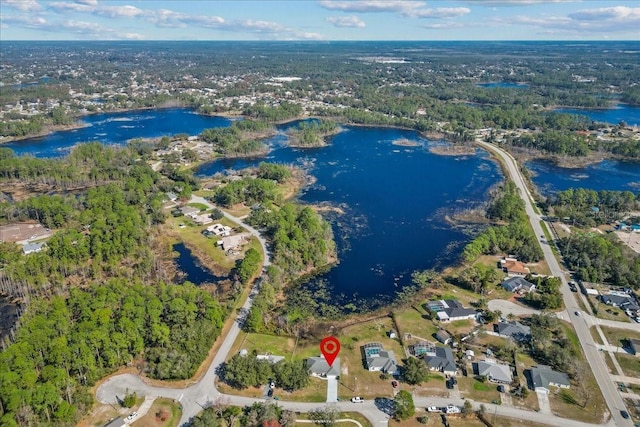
top-left (477, 141), bottom-right (632, 427)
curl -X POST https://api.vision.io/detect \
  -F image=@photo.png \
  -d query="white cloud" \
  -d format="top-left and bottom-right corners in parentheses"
top-left (48, 2), bottom-right (93, 14)
top-left (123, 32), bottom-right (145, 40)
top-left (2, 0), bottom-right (41, 12)
top-left (464, 0), bottom-right (579, 5)
top-left (319, 0), bottom-right (425, 15)
top-left (326, 15), bottom-right (366, 27)
top-left (76, 0), bottom-right (97, 5)
top-left (492, 6), bottom-right (640, 34)
top-left (569, 5), bottom-right (640, 21)
top-left (411, 7), bottom-right (471, 18)
top-left (94, 5), bottom-right (143, 18)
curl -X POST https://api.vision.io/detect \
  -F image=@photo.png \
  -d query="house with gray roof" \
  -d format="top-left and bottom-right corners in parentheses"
top-left (629, 338), bottom-right (640, 356)
top-left (22, 242), bottom-right (45, 255)
top-left (102, 417), bottom-right (126, 427)
top-left (431, 299), bottom-right (477, 322)
top-left (501, 276), bottom-right (535, 293)
top-left (601, 293), bottom-right (640, 312)
top-left (306, 356), bottom-right (340, 378)
top-left (494, 321), bottom-right (531, 342)
top-left (435, 329), bottom-right (452, 345)
top-left (423, 346), bottom-right (457, 376)
top-left (528, 365), bottom-right (570, 393)
top-left (474, 359), bottom-right (513, 384)
top-left (362, 343), bottom-right (399, 375)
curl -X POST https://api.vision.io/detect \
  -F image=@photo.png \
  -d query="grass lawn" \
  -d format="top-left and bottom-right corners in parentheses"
top-left (589, 326), bottom-right (604, 345)
top-left (393, 306), bottom-right (439, 342)
top-left (295, 411), bottom-right (373, 427)
top-left (187, 202), bottom-right (209, 211)
top-left (598, 326), bottom-right (640, 347)
top-left (546, 322), bottom-right (608, 424)
top-left (490, 415), bottom-right (552, 427)
top-left (616, 353), bottom-right (640, 378)
top-left (389, 414), bottom-right (485, 426)
top-left (590, 298), bottom-right (631, 323)
top-left (458, 377), bottom-right (500, 403)
top-left (132, 398), bottom-right (181, 427)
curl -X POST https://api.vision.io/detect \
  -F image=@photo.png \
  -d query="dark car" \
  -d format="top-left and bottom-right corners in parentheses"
top-left (497, 385), bottom-right (505, 393)
top-left (267, 388), bottom-right (274, 398)
top-left (620, 410), bottom-right (629, 419)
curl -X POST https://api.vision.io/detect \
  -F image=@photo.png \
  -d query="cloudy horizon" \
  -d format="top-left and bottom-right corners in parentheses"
top-left (1, 0), bottom-right (639, 41)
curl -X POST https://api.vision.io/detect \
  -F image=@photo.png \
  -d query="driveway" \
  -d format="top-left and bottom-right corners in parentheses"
top-left (488, 299), bottom-right (538, 317)
top-left (326, 376), bottom-right (338, 403)
top-left (536, 390), bottom-right (551, 414)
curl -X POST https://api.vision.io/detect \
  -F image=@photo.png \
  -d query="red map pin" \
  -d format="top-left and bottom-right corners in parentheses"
top-left (320, 336), bottom-right (341, 367)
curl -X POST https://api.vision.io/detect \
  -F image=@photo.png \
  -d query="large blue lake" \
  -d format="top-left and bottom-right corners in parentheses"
top-left (526, 158), bottom-right (640, 195)
top-left (556, 103), bottom-right (640, 127)
top-left (3, 108), bottom-right (231, 158)
top-left (198, 127), bottom-right (501, 304)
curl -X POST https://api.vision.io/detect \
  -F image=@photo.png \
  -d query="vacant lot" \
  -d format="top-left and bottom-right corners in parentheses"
top-left (132, 398), bottom-right (181, 427)
top-left (616, 353), bottom-right (640, 378)
top-left (458, 377), bottom-right (500, 404)
top-left (598, 326), bottom-right (640, 348)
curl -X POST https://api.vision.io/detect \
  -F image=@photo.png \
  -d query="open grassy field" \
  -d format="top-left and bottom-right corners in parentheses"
top-left (132, 398), bottom-right (181, 427)
top-left (294, 411), bottom-right (373, 427)
top-left (616, 353), bottom-right (640, 378)
top-left (598, 326), bottom-right (640, 347)
top-left (389, 413), bottom-right (484, 427)
top-left (458, 377), bottom-right (500, 403)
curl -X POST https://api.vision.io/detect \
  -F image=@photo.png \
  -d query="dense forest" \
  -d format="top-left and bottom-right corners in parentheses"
top-left (543, 188), bottom-right (640, 226)
top-left (558, 232), bottom-right (640, 289)
top-left (199, 119), bottom-right (272, 156)
top-left (287, 119), bottom-right (339, 147)
top-left (463, 181), bottom-right (543, 263)
top-left (0, 145), bottom-right (231, 426)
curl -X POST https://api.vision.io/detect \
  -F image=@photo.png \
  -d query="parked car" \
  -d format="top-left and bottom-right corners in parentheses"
top-left (126, 412), bottom-right (138, 421)
top-left (497, 385), bottom-right (505, 393)
top-left (267, 388), bottom-right (273, 397)
top-left (351, 397), bottom-right (364, 403)
top-left (427, 406), bottom-right (441, 413)
top-left (391, 380), bottom-right (398, 388)
top-left (620, 410), bottom-right (629, 419)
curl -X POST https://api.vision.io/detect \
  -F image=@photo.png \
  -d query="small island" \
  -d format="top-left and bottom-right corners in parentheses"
top-left (392, 138), bottom-right (420, 147)
top-left (287, 119), bottom-right (340, 148)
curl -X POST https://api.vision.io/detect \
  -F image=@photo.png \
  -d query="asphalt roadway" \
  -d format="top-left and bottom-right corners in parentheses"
top-left (477, 141), bottom-right (632, 427)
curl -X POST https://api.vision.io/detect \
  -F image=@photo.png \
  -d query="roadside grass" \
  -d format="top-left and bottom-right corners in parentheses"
top-left (458, 377), bottom-right (500, 403)
top-left (223, 204), bottom-right (251, 218)
top-left (132, 398), bottom-right (181, 427)
top-left (616, 353), bottom-right (640, 378)
top-left (546, 322), bottom-right (607, 424)
top-left (389, 413), bottom-right (484, 426)
top-left (489, 415), bottom-right (551, 427)
top-left (589, 327), bottom-right (603, 345)
top-left (193, 189), bottom-right (215, 198)
top-left (598, 326), bottom-right (640, 347)
top-left (294, 411), bottom-right (373, 427)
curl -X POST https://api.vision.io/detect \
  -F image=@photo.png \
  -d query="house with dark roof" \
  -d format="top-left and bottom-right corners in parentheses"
top-left (501, 277), bottom-right (535, 294)
top-left (423, 346), bottom-right (457, 376)
top-left (431, 299), bottom-right (477, 322)
top-left (528, 365), bottom-right (570, 393)
top-left (306, 356), bottom-right (340, 378)
top-left (494, 321), bottom-right (531, 342)
top-left (474, 359), bottom-right (513, 384)
top-left (601, 292), bottom-right (640, 312)
top-left (102, 417), bottom-right (126, 427)
top-left (435, 329), bottom-right (452, 345)
top-left (362, 343), bottom-right (399, 375)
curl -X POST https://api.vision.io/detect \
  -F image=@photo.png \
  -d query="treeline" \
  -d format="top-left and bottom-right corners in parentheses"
top-left (243, 102), bottom-right (302, 122)
top-left (544, 188), bottom-right (639, 226)
top-left (522, 276), bottom-right (563, 309)
top-left (200, 120), bottom-right (271, 156)
top-left (621, 86), bottom-right (640, 105)
top-left (287, 119), bottom-right (338, 147)
top-left (220, 350), bottom-right (309, 391)
top-left (0, 280), bottom-right (225, 426)
top-left (505, 130), bottom-right (590, 157)
top-left (529, 313), bottom-right (577, 377)
top-left (191, 401), bottom-right (297, 427)
top-left (212, 178), bottom-right (280, 207)
top-left (558, 232), bottom-right (640, 289)
top-left (464, 181), bottom-right (543, 263)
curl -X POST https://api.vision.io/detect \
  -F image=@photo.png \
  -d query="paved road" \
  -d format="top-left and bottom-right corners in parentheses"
top-left (478, 141), bottom-right (631, 427)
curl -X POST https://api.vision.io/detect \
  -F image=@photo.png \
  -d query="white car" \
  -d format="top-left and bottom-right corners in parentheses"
top-left (351, 397), bottom-right (364, 403)
top-left (126, 412), bottom-right (138, 421)
top-left (427, 406), bottom-right (441, 413)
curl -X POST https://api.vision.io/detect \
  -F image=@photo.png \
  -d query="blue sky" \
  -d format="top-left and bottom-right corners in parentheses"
top-left (1, 0), bottom-right (639, 41)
